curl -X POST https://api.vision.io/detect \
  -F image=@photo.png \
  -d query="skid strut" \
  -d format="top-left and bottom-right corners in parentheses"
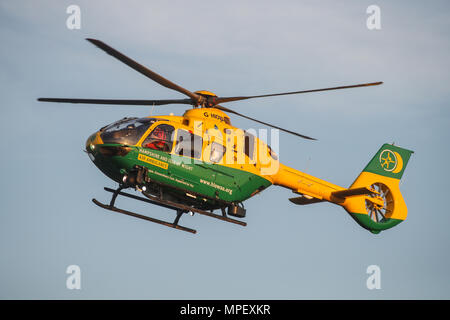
top-left (92, 199), bottom-right (196, 234)
top-left (104, 187), bottom-right (246, 226)
top-left (92, 186), bottom-right (246, 234)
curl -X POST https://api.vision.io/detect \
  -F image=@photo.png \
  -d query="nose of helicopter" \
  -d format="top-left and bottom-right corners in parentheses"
top-left (85, 131), bottom-right (102, 161)
top-left (85, 131), bottom-right (136, 184)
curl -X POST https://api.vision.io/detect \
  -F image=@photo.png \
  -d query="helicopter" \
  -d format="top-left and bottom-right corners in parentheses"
top-left (38, 38), bottom-right (413, 234)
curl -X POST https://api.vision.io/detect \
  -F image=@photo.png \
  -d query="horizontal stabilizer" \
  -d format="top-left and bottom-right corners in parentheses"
top-left (289, 196), bottom-right (324, 205)
top-left (331, 186), bottom-right (378, 199)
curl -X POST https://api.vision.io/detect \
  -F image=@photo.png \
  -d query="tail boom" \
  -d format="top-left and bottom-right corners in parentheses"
top-left (272, 143), bottom-right (413, 234)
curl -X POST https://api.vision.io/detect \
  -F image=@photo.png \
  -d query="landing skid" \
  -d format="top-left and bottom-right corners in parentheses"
top-left (92, 186), bottom-right (246, 234)
top-left (92, 198), bottom-right (196, 233)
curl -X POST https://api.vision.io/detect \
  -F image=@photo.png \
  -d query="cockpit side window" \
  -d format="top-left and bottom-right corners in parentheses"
top-left (268, 145), bottom-right (278, 160)
top-left (174, 129), bottom-right (203, 159)
top-left (210, 142), bottom-right (226, 163)
top-left (141, 124), bottom-right (175, 153)
top-left (244, 132), bottom-right (255, 160)
top-left (100, 118), bottom-right (154, 145)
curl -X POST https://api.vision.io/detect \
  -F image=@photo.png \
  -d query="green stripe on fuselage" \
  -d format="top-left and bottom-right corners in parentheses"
top-left (90, 145), bottom-right (272, 203)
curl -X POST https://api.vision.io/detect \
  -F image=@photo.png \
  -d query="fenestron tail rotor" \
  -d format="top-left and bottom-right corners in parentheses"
top-left (37, 38), bottom-right (383, 140)
top-left (365, 182), bottom-right (394, 223)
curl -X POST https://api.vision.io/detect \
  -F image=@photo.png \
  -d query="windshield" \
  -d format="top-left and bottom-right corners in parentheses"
top-left (100, 118), bottom-right (156, 145)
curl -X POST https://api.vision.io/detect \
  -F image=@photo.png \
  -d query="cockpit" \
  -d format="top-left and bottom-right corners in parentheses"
top-left (100, 117), bottom-right (162, 146)
top-left (141, 124), bottom-right (174, 152)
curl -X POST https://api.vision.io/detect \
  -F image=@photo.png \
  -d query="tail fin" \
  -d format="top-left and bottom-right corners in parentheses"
top-left (342, 143), bottom-right (413, 234)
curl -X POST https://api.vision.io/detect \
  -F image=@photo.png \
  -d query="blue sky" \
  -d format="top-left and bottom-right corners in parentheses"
top-left (1, 0), bottom-right (449, 299)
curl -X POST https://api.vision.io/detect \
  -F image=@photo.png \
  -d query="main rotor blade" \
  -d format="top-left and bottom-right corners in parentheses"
top-left (86, 38), bottom-right (201, 103)
top-left (37, 97), bottom-right (194, 106)
top-left (214, 105), bottom-right (316, 140)
top-left (215, 82), bottom-right (383, 104)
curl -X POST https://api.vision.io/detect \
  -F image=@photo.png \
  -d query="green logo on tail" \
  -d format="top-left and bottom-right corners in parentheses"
top-left (380, 149), bottom-right (397, 171)
top-left (364, 144), bottom-right (413, 179)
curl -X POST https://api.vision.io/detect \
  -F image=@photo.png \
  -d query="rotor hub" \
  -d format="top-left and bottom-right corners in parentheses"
top-left (194, 90), bottom-right (218, 107)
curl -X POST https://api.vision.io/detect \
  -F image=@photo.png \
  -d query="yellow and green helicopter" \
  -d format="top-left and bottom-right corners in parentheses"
top-left (38, 38), bottom-right (413, 234)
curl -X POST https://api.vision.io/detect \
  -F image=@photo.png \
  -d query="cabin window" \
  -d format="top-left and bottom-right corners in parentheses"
top-left (141, 124), bottom-right (175, 152)
top-left (268, 146), bottom-right (278, 160)
top-left (174, 129), bottom-right (203, 159)
top-left (100, 117), bottom-right (154, 145)
top-left (244, 132), bottom-right (255, 160)
top-left (210, 142), bottom-right (226, 163)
